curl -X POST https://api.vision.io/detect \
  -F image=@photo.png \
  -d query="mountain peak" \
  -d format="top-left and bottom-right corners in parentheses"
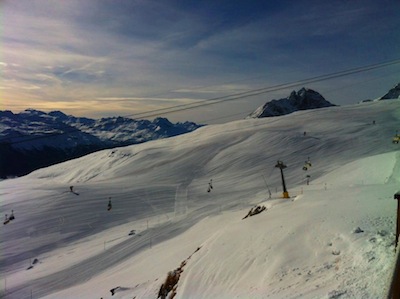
top-left (22, 108), bottom-right (47, 116)
top-left (248, 87), bottom-right (336, 118)
top-left (48, 111), bottom-right (68, 120)
top-left (379, 82), bottom-right (400, 100)
top-left (153, 117), bottom-right (172, 127)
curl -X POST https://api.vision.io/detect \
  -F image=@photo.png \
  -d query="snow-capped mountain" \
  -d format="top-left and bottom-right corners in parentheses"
top-left (248, 87), bottom-right (336, 118)
top-left (380, 82), bottom-right (400, 100)
top-left (0, 109), bottom-right (202, 178)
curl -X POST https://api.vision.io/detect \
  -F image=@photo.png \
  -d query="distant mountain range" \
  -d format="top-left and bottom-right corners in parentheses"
top-left (0, 110), bottom-right (202, 178)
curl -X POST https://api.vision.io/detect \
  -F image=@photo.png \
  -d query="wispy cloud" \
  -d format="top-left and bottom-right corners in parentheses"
top-left (2, 0), bottom-right (400, 123)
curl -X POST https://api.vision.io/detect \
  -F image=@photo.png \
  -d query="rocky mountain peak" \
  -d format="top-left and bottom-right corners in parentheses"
top-left (379, 83), bottom-right (400, 100)
top-left (248, 87), bottom-right (336, 118)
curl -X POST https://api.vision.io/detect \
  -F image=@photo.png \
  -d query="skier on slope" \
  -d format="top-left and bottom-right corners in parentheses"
top-left (9, 210), bottom-right (15, 221)
top-left (3, 214), bottom-right (9, 225)
top-left (107, 198), bottom-right (112, 211)
top-left (207, 179), bottom-right (213, 193)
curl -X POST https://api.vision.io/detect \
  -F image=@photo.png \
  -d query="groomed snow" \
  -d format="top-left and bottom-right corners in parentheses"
top-left (1, 100), bottom-right (399, 299)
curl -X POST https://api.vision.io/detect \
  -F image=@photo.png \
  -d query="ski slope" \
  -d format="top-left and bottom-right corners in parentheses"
top-left (1, 100), bottom-right (399, 299)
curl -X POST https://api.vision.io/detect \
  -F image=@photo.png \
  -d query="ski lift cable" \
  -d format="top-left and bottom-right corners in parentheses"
top-left (1, 58), bottom-right (400, 146)
top-left (124, 58), bottom-right (400, 119)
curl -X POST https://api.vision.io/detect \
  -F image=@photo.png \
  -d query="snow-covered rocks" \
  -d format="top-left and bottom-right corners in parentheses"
top-left (380, 83), bottom-right (400, 100)
top-left (247, 87), bottom-right (336, 118)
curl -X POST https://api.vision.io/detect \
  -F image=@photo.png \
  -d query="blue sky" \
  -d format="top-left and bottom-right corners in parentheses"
top-left (2, 0), bottom-right (400, 123)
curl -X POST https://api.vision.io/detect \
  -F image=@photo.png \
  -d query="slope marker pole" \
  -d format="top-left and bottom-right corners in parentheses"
top-left (395, 192), bottom-right (400, 248)
top-left (262, 175), bottom-right (272, 199)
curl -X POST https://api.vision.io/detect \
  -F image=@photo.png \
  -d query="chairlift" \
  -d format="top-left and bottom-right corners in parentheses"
top-left (393, 131), bottom-right (400, 144)
top-left (302, 157), bottom-right (312, 171)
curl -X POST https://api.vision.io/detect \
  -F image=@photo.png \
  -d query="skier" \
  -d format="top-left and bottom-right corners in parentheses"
top-left (207, 179), bottom-right (213, 193)
top-left (3, 214), bottom-right (9, 225)
top-left (9, 210), bottom-right (15, 221)
top-left (110, 286), bottom-right (120, 296)
top-left (306, 175), bottom-right (311, 185)
top-left (70, 186), bottom-right (74, 192)
top-left (107, 198), bottom-right (112, 211)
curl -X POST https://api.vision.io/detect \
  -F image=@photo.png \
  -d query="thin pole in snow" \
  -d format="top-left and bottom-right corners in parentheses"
top-left (397, 198), bottom-right (400, 248)
top-left (262, 175), bottom-right (272, 199)
top-left (395, 192), bottom-right (400, 248)
top-left (388, 190), bottom-right (400, 299)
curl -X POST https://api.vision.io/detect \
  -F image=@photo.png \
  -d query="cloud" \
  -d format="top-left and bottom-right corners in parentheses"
top-left (2, 0), bottom-right (400, 122)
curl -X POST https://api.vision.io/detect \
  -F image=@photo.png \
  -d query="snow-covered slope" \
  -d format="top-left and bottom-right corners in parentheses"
top-left (1, 100), bottom-right (399, 299)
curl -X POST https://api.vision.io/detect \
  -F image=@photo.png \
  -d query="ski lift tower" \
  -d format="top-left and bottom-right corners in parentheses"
top-left (275, 160), bottom-right (290, 198)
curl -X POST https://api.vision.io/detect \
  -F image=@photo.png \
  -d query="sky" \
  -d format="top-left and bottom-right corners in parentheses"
top-left (1, 0), bottom-right (400, 123)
